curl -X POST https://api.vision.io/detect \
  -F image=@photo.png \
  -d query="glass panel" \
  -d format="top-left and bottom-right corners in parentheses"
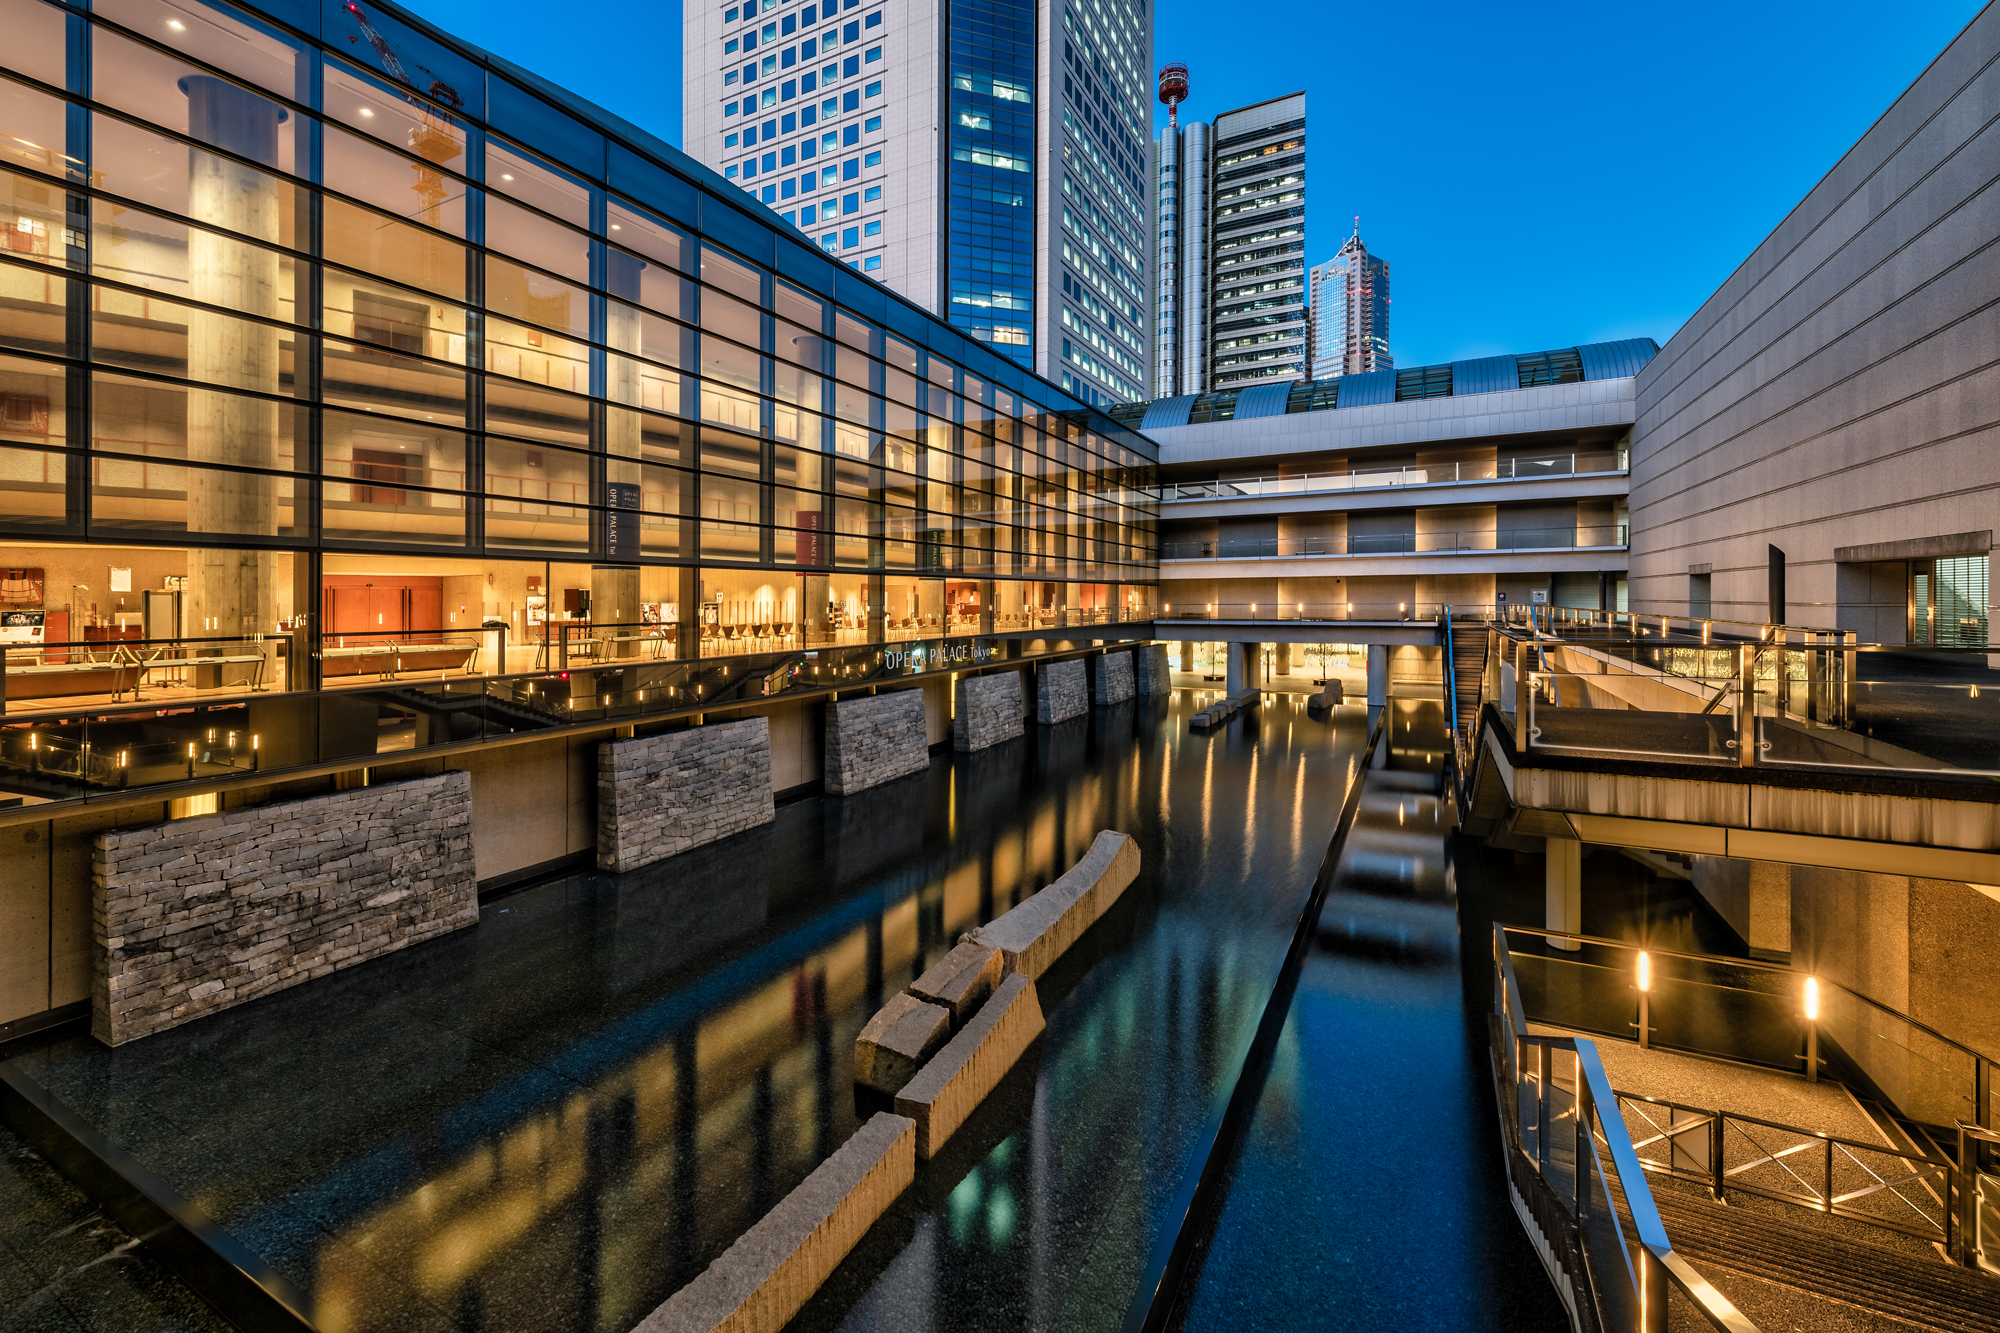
top-left (484, 197), bottom-right (589, 286)
top-left (0, 254), bottom-right (65, 357)
top-left (323, 196), bottom-right (465, 300)
top-left (92, 30), bottom-right (301, 177)
top-left (92, 297), bottom-right (301, 397)
top-left (483, 438), bottom-right (589, 508)
top-left (483, 496), bottom-right (591, 553)
top-left (322, 124), bottom-right (468, 237)
top-left (485, 317), bottom-right (589, 394)
top-left (92, 457), bottom-right (300, 538)
top-left (93, 0), bottom-right (306, 102)
top-left (3, 0), bottom-right (67, 86)
top-left (0, 443), bottom-right (67, 530)
top-left (697, 568), bottom-right (798, 654)
top-left (701, 244), bottom-right (760, 304)
top-left (699, 379), bottom-right (761, 433)
top-left (321, 11), bottom-right (483, 121)
top-left (606, 356), bottom-right (685, 419)
top-left (93, 370), bottom-right (302, 469)
top-left (485, 379), bottom-right (590, 450)
top-left (91, 115), bottom-right (303, 251)
top-left (322, 338), bottom-right (465, 427)
top-left (486, 140), bottom-right (590, 229)
top-left (0, 169), bottom-right (66, 272)
top-left (322, 60), bottom-right (470, 191)
top-left (700, 427), bottom-right (762, 479)
top-left (484, 255), bottom-right (588, 337)
top-left (323, 270), bottom-right (467, 363)
top-left (606, 200), bottom-right (689, 274)
top-left (699, 518), bottom-right (760, 563)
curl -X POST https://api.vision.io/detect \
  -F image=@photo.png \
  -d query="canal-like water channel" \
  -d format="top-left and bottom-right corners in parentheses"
top-left (14, 690), bottom-right (1563, 1332)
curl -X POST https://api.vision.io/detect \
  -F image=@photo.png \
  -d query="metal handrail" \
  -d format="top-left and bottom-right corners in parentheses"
top-left (1499, 924), bottom-right (2000, 1089)
top-left (1150, 451), bottom-right (1630, 502)
top-left (1495, 925), bottom-right (1761, 1332)
top-left (1615, 1091), bottom-right (1953, 1242)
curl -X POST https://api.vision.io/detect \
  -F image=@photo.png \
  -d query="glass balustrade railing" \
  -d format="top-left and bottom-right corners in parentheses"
top-left (1152, 450), bottom-right (1628, 503)
top-left (1161, 525), bottom-right (1630, 560)
top-left (0, 628), bottom-right (1150, 807)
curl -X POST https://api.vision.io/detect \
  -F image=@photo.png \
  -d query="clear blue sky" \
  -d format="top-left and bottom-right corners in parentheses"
top-left (404, 0), bottom-right (1983, 369)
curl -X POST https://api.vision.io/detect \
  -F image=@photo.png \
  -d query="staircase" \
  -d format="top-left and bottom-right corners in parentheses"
top-left (1650, 1184), bottom-right (2000, 1332)
top-left (1448, 623), bottom-right (1488, 743)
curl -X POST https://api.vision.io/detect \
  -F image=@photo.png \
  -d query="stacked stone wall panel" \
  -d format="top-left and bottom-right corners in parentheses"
top-left (1035, 659), bottom-right (1088, 725)
top-left (1094, 650), bottom-right (1136, 705)
top-left (1136, 644), bottom-right (1173, 695)
top-left (825, 690), bottom-right (930, 794)
top-left (953, 673), bottom-right (1025, 751)
top-left (598, 717), bottom-right (774, 872)
top-left (92, 771), bottom-right (477, 1045)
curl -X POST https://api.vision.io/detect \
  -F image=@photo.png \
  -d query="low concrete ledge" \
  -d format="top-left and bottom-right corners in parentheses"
top-left (1190, 687), bottom-right (1264, 731)
top-left (1306, 680), bottom-right (1346, 715)
top-left (894, 973), bottom-right (1044, 1159)
top-left (635, 1111), bottom-right (915, 1333)
top-left (907, 941), bottom-right (1003, 1028)
top-left (962, 829), bottom-right (1140, 980)
top-left (853, 993), bottom-right (950, 1094)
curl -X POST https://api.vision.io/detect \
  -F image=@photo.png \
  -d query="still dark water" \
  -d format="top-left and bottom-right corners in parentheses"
top-left (14, 690), bottom-right (1561, 1333)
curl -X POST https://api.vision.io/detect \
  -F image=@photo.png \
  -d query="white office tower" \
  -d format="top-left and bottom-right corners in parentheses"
top-left (1308, 221), bottom-right (1391, 379)
top-left (682, 0), bottom-right (1152, 405)
top-left (1149, 83), bottom-right (1304, 398)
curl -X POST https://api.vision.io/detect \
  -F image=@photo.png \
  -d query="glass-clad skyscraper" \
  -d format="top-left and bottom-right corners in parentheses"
top-left (1308, 222), bottom-right (1391, 379)
top-left (0, 0), bottom-right (1159, 796)
top-left (682, 0), bottom-right (1151, 407)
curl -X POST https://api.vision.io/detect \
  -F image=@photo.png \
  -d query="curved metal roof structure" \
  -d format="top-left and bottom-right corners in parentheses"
top-left (1107, 338), bottom-right (1661, 431)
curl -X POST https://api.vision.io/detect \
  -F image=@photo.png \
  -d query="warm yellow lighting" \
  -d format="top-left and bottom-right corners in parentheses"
top-left (167, 18), bottom-right (185, 28)
top-left (359, 107), bottom-right (375, 117)
top-left (1804, 976), bottom-right (1819, 1021)
top-left (1636, 951), bottom-right (1651, 993)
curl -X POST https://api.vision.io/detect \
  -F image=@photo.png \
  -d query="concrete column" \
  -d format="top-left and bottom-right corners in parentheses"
top-left (1366, 644), bottom-right (1389, 706)
top-left (976, 580), bottom-right (994, 635)
top-left (1276, 643), bottom-right (1290, 676)
top-left (1178, 641), bottom-right (1192, 672)
top-left (1225, 641), bottom-right (1249, 694)
top-left (803, 574), bottom-right (831, 648)
top-left (183, 76), bottom-right (283, 647)
top-left (596, 253), bottom-right (647, 658)
top-left (1546, 836), bottom-right (1582, 951)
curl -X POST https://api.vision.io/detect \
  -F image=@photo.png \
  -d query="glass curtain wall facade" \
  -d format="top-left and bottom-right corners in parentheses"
top-left (945, 0), bottom-right (1036, 358)
top-left (1051, 0), bottom-right (1148, 408)
top-left (0, 0), bottom-right (1158, 793)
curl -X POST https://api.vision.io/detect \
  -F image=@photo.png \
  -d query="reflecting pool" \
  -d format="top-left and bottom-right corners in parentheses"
top-left (17, 690), bottom-right (1372, 1333)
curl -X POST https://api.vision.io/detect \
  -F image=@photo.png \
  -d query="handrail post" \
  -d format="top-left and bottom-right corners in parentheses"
top-left (1736, 644), bottom-right (1757, 767)
top-left (1638, 1247), bottom-right (1668, 1333)
top-left (1710, 1113), bottom-right (1725, 1201)
top-left (1575, 1063), bottom-right (1592, 1222)
top-left (1538, 1041), bottom-right (1552, 1171)
top-left (1823, 1136), bottom-right (1835, 1215)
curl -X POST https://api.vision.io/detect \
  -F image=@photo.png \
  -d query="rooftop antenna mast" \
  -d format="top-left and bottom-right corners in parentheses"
top-left (1158, 63), bottom-right (1189, 131)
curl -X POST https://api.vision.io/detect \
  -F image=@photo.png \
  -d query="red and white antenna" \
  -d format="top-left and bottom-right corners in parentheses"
top-left (1158, 64), bottom-right (1189, 132)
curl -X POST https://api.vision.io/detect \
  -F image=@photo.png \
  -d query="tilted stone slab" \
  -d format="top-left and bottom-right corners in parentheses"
top-left (597, 717), bottom-right (774, 872)
top-left (635, 1112), bottom-right (915, 1333)
top-left (825, 690), bottom-right (929, 795)
top-left (853, 992), bottom-right (950, 1094)
top-left (1136, 643), bottom-right (1173, 695)
top-left (93, 771), bottom-right (477, 1046)
top-left (1035, 658), bottom-right (1087, 725)
top-left (961, 829), bottom-right (1140, 980)
top-left (953, 672), bottom-right (1024, 752)
top-left (1093, 650), bottom-right (1135, 705)
top-left (907, 941), bottom-right (1003, 1028)
top-left (894, 973), bottom-right (1044, 1159)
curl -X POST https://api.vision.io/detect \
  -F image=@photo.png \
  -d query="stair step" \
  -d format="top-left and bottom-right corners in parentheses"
top-left (1651, 1188), bottom-right (2000, 1332)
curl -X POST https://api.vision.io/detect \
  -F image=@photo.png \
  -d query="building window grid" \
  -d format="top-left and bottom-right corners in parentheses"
top-left (0, 6), bottom-right (1157, 614)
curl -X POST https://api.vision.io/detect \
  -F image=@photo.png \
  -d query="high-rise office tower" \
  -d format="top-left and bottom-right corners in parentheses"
top-left (1307, 222), bottom-right (1391, 379)
top-left (683, 0), bottom-right (1152, 405)
top-left (1149, 85), bottom-right (1305, 398)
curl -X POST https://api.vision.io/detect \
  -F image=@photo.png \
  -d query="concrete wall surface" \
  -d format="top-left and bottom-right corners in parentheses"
top-left (1628, 6), bottom-right (2000, 630)
top-left (597, 718), bottom-right (775, 872)
top-left (1036, 659), bottom-right (1088, 724)
top-left (92, 771), bottom-right (478, 1045)
top-left (954, 673), bottom-right (1025, 752)
top-left (825, 690), bottom-right (930, 794)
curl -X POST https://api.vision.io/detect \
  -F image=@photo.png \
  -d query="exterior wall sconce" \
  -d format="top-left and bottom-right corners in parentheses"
top-left (1636, 950), bottom-right (1652, 1050)
top-left (1804, 976), bottom-right (1820, 1083)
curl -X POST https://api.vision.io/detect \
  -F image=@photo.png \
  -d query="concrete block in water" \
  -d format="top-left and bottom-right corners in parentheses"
top-left (907, 941), bottom-right (1003, 1027)
top-left (1093, 650), bottom-right (1135, 705)
top-left (634, 1111), bottom-right (915, 1333)
top-left (1035, 658), bottom-right (1087, 724)
top-left (953, 672), bottom-right (1024, 752)
top-left (894, 973), bottom-right (1044, 1158)
top-left (962, 829), bottom-right (1139, 980)
top-left (853, 992), bottom-right (950, 1094)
